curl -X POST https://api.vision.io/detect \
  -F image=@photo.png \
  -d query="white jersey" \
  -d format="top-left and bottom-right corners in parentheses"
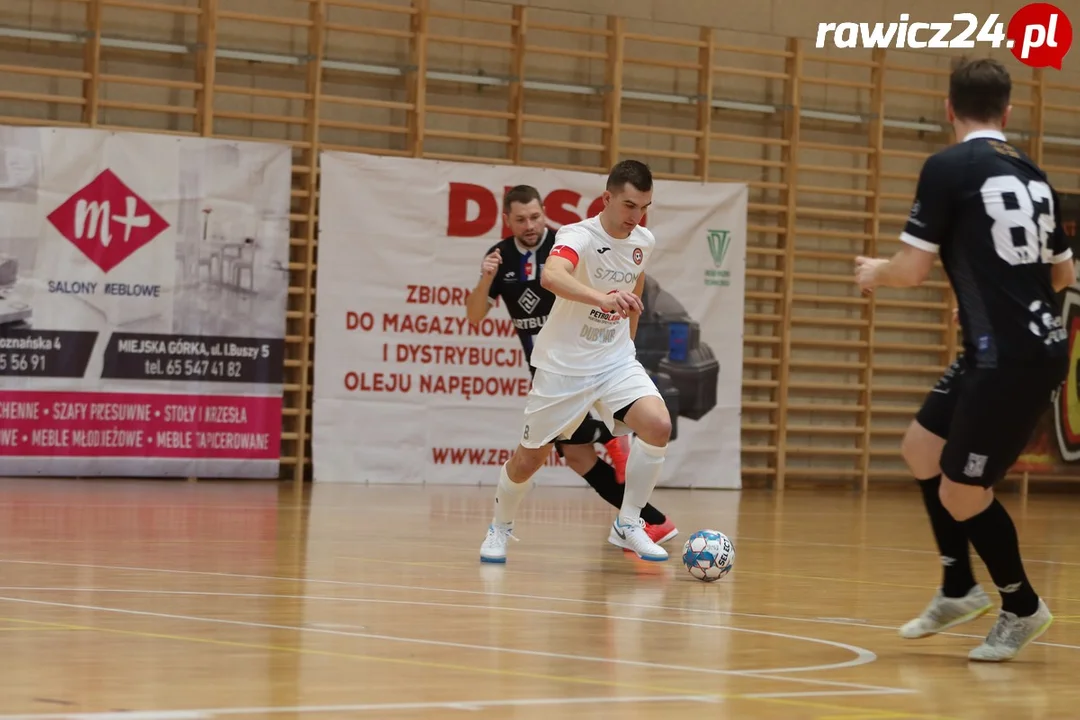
top-left (529, 214), bottom-right (655, 376)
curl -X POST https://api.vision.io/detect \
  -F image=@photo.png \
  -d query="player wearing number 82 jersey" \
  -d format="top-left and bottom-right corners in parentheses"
top-left (900, 130), bottom-right (1072, 367)
top-left (854, 58), bottom-right (1075, 663)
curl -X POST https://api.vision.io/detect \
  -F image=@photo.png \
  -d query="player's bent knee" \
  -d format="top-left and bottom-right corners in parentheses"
top-left (901, 420), bottom-right (944, 479)
top-left (623, 396), bottom-right (671, 447)
top-left (645, 415), bottom-right (672, 447)
top-left (508, 444), bottom-right (550, 480)
top-left (939, 475), bottom-right (993, 521)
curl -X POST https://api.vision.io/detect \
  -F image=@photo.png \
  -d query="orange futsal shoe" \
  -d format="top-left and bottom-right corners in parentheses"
top-left (605, 436), bottom-right (630, 484)
top-left (645, 517), bottom-right (679, 545)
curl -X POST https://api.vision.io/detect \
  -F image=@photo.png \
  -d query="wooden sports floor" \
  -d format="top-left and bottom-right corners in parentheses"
top-left (0, 478), bottom-right (1077, 720)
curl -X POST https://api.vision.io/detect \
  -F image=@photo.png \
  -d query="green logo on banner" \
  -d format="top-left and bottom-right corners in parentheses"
top-left (704, 229), bottom-right (732, 287)
top-left (707, 229), bottom-right (730, 266)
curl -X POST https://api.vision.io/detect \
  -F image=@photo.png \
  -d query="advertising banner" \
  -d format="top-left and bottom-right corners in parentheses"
top-left (313, 153), bottom-right (746, 488)
top-left (0, 126), bottom-right (292, 477)
top-left (1018, 192), bottom-right (1080, 476)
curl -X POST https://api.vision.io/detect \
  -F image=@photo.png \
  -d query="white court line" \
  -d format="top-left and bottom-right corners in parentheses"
top-left (0, 587), bottom-right (907, 695)
top-left (740, 689), bottom-right (907, 699)
top-left (10, 506), bottom-right (1080, 568)
top-left (5, 558), bottom-right (1077, 653)
top-left (0, 559), bottom-right (885, 641)
top-left (0, 693), bottom-right (718, 720)
top-left (0, 592), bottom-right (902, 695)
top-left (0, 587), bottom-right (875, 674)
top-left (0, 714), bottom-right (207, 720)
top-left (414, 500), bottom-right (1080, 569)
top-left (735, 535), bottom-right (1080, 569)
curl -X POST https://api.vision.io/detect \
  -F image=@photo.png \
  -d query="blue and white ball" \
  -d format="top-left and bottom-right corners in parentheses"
top-left (681, 529), bottom-right (734, 582)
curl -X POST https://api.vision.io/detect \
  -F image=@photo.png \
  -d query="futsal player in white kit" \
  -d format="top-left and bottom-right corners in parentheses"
top-left (479, 160), bottom-right (674, 563)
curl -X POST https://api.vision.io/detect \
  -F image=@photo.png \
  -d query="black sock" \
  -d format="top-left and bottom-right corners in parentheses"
top-left (581, 460), bottom-right (666, 525)
top-left (962, 498), bottom-right (1039, 617)
top-left (918, 475), bottom-right (976, 598)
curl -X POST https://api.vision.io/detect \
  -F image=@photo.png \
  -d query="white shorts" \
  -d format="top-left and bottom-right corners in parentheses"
top-left (520, 358), bottom-right (663, 449)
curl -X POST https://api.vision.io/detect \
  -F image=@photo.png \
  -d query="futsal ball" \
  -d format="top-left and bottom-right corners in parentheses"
top-left (681, 529), bottom-right (734, 582)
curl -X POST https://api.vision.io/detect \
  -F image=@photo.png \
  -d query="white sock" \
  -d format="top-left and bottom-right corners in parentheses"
top-left (493, 463), bottom-right (532, 525)
top-left (620, 438), bottom-right (667, 521)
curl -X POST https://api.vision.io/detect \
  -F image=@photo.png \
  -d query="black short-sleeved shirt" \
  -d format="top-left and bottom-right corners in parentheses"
top-left (901, 130), bottom-right (1073, 368)
top-left (483, 228), bottom-right (556, 364)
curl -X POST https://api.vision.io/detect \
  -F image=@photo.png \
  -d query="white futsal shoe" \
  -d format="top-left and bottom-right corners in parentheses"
top-left (608, 516), bottom-right (668, 562)
top-left (968, 598), bottom-right (1053, 662)
top-left (480, 521), bottom-right (517, 564)
top-left (899, 585), bottom-right (993, 639)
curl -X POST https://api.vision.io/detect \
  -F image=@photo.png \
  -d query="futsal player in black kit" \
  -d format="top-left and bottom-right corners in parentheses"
top-left (855, 58), bottom-right (1074, 662)
top-left (465, 185), bottom-right (678, 546)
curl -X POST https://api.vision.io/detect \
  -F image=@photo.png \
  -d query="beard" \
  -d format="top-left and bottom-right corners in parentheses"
top-left (517, 231), bottom-right (542, 247)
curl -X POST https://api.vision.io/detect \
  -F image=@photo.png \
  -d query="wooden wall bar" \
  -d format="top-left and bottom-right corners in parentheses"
top-left (1, 0), bottom-right (1078, 488)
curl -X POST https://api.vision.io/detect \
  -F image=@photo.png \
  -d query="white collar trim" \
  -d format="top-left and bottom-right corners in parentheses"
top-left (963, 129), bottom-right (1006, 142)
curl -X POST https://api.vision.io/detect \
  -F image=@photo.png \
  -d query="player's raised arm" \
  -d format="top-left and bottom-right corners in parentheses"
top-left (1049, 185), bottom-right (1076, 292)
top-left (855, 154), bottom-right (951, 292)
top-left (542, 252), bottom-right (641, 317)
top-left (541, 254), bottom-right (606, 306)
top-left (466, 247), bottom-right (502, 325)
top-left (540, 227), bottom-right (605, 306)
top-left (855, 245), bottom-right (937, 292)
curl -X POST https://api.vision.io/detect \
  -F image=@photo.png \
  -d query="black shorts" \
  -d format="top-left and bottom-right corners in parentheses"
top-left (914, 356), bottom-right (968, 440)
top-left (916, 355), bottom-right (1068, 487)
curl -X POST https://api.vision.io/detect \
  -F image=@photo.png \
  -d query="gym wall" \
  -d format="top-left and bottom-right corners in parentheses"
top-left (1, 0), bottom-right (1077, 489)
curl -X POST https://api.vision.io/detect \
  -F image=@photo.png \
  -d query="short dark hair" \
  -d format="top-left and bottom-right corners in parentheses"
top-left (606, 159), bottom-right (652, 194)
top-left (502, 185), bottom-right (542, 214)
top-left (949, 58), bottom-right (1011, 123)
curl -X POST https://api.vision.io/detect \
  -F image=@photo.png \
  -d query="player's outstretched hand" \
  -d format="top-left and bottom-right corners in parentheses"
top-left (481, 248), bottom-right (501, 277)
top-left (600, 290), bottom-right (644, 318)
top-left (854, 255), bottom-right (886, 294)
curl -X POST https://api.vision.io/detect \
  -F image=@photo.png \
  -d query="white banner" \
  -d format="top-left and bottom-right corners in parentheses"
top-left (0, 126), bottom-right (292, 477)
top-left (313, 153), bottom-right (746, 488)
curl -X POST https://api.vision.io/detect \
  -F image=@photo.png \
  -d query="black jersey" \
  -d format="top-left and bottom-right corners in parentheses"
top-left (484, 228), bottom-right (557, 363)
top-left (901, 130), bottom-right (1072, 368)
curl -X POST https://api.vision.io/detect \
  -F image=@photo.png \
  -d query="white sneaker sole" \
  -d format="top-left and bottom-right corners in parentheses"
top-left (968, 613), bottom-right (1054, 662)
top-left (900, 601), bottom-right (993, 639)
top-left (617, 527), bottom-right (679, 552)
top-left (607, 528), bottom-right (668, 562)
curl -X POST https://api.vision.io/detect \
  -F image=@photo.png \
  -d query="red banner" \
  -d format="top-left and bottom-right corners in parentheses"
top-left (0, 391), bottom-right (280, 460)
